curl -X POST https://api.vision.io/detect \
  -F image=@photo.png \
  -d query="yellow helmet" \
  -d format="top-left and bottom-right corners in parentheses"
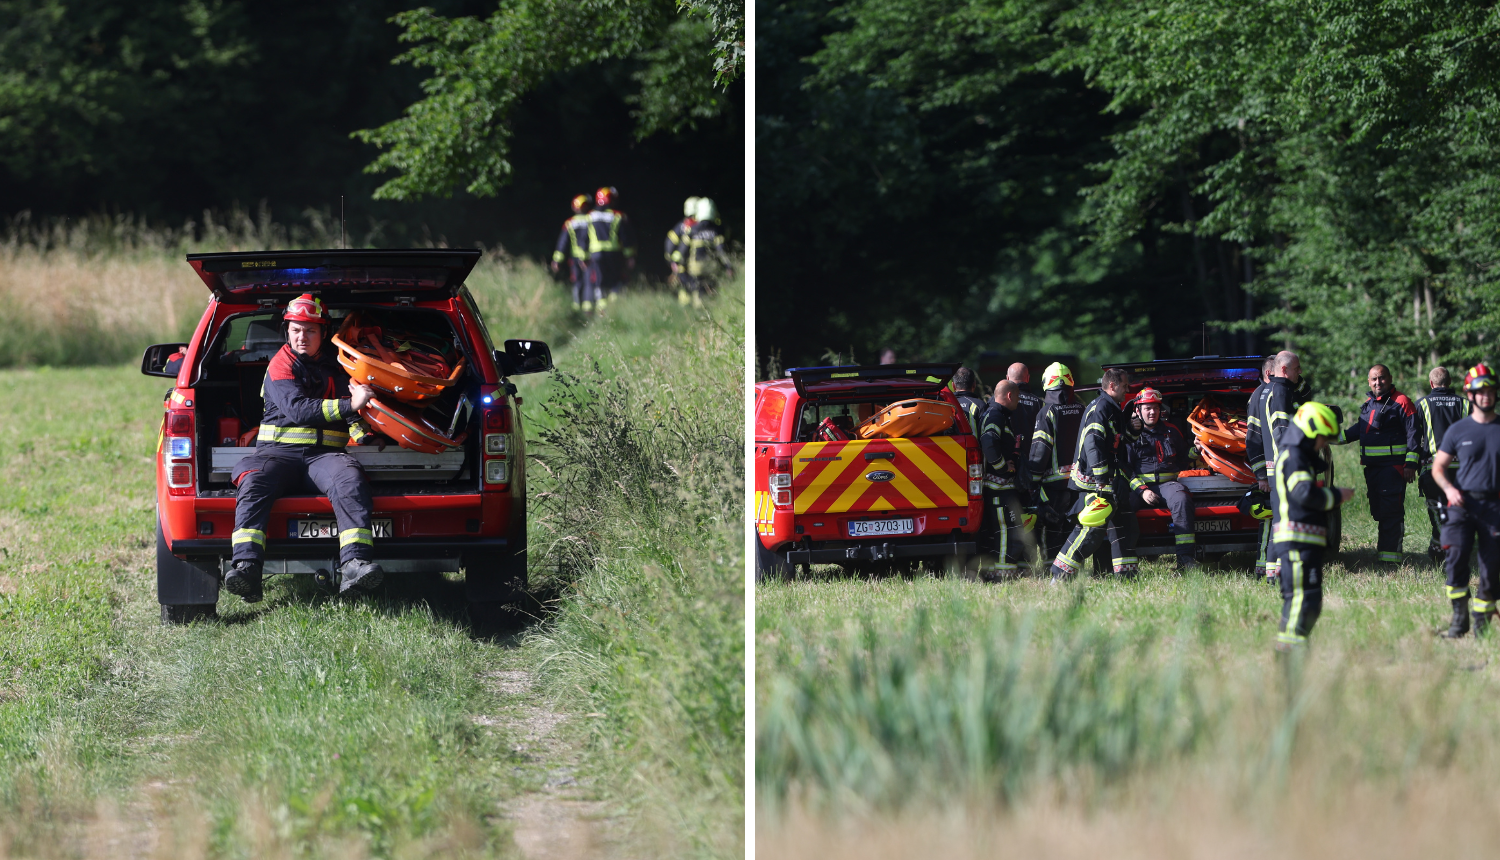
top-left (1292, 401), bottom-right (1339, 439)
top-left (1078, 494), bottom-right (1112, 528)
top-left (1043, 362), bottom-right (1074, 390)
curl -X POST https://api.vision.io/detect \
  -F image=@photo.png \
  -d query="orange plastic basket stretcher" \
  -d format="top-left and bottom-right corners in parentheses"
top-left (857, 399), bottom-right (959, 439)
top-left (357, 397), bottom-right (467, 455)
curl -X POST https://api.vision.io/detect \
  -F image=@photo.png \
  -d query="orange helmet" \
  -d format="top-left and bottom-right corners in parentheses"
top-left (1136, 387), bottom-right (1163, 405)
top-left (571, 194), bottom-right (589, 213)
top-left (595, 186), bottom-right (617, 207)
top-left (1464, 364), bottom-right (1496, 392)
top-left (284, 293), bottom-right (329, 326)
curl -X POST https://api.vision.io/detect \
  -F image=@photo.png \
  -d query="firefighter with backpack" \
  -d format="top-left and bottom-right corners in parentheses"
top-left (551, 194), bottom-right (594, 311)
top-left (587, 186), bottom-right (636, 306)
top-left (680, 197), bottom-right (734, 307)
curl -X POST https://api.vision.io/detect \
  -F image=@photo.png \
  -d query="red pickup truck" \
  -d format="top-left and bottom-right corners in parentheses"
top-left (753, 364), bottom-right (982, 581)
top-left (143, 249), bottom-right (552, 623)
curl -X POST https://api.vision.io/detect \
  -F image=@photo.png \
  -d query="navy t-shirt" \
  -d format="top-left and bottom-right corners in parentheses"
top-left (1438, 415), bottom-right (1500, 494)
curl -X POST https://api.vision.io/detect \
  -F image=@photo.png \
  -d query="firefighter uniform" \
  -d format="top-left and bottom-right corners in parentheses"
top-left (979, 400), bottom-right (1032, 575)
top-left (1010, 382), bottom-right (1043, 460)
top-left (955, 392), bottom-right (987, 434)
top-left (665, 216), bottom-right (695, 274)
top-left (684, 220), bottom-right (732, 299)
top-left (1125, 418), bottom-right (1199, 567)
top-left (232, 343), bottom-right (375, 571)
top-left (1417, 386), bottom-right (1466, 556)
top-left (1052, 389), bottom-right (1139, 579)
top-left (586, 207), bottom-right (636, 298)
top-left (1435, 415), bottom-right (1500, 636)
top-left (1272, 418), bottom-right (1344, 648)
top-left (1029, 385), bottom-right (1084, 559)
top-left (1246, 375), bottom-right (1298, 581)
top-left (1343, 388), bottom-right (1420, 564)
top-left (553, 212), bottom-right (593, 309)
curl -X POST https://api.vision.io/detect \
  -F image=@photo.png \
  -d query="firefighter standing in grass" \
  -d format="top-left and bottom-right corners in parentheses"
top-left (1029, 362), bottom-right (1085, 561)
top-left (1007, 362), bottom-right (1043, 458)
top-left (979, 380), bottom-right (1034, 577)
top-left (665, 197), bottom-right (698, 299)
top-left (1416, 366), bottom-right (1466, 560)
top-left (1244, 356), bottom-right (1277, 579)
top-left (1246, 351), bottom-right (1301, 584)
top-left (1341, 364), bottom-right (1421, 566)
top-left (226, 295), bottom-right (384, 603)
top-left (1051, 367), bottom-right (1139, 581)
top-left (682, 197), bottom-right (734, 307)
top-left (1272, 402), bottom-right (1354, 651)
top-left (1432, 365), bottom-right (1500, 638)
top-left (586, 187), bottom-right (636, 306)
top-left (1125, 387), bottom-right (1200, 570)
top-left (551, 195), bottom-right (593, 311)
top-left (952, 367), bottom-right (987, 431)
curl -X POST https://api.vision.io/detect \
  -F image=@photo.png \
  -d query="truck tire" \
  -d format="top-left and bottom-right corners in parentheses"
top-left (462, 542), bottom-right (528, 607)
top-left (755, 538), bottom-right (792, 583)
top-left (157, 516), bottom-right (219, 625)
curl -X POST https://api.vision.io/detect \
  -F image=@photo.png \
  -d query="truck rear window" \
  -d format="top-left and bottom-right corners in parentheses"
top-left (755, 390), bottom-right (787, 442)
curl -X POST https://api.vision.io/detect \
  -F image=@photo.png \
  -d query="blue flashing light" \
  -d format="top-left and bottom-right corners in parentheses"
top-left (169, 438), bottom-right (192, 459)
top-left (482, 395), bottom-right (493, 404)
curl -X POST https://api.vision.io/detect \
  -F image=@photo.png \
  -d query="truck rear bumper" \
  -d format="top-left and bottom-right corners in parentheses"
top-left (169, 537), bottom-right (510, 574)
top-left (783, 539), bottom-right (977, 564)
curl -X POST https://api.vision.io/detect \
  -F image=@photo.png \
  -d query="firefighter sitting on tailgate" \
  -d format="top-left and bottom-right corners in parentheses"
top-left (551, 194), bottom-right (594, 311)
top-left (979, 380), bottom-right (1034, 578)
top-left (1125, 387), bottom-right (1200, 570)
top-left (226, 294), bottom-right (384, 603)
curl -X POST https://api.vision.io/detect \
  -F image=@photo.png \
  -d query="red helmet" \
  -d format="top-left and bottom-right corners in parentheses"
top-left (1464, 364), bottom-right (1497, 392)
top-left (1136, 387), bottom-right (1163, 405)
top-left (284, 293), bottom-right (330, 326)
top-left (595, 186), bottom-right (617, 207)
top-left (571, 194), bottom-right (589, 213)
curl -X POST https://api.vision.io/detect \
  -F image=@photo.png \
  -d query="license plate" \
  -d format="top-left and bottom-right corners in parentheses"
top-left (1194, 519), bottom-right (1230, 533)
top-left (848, 518), bottom-right (914, 537)
top-left (292, 519), bottom-right (393, 538)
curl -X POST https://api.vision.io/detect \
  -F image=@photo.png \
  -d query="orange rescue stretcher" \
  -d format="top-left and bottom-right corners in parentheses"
top-left (359, 397), bottom-right (467, 456)
top-left (857, 399), bottom-right (958, 439)
top-left (333, 314), bottom-right (465, 405)
top-left (1187, 395), bottom-right (1255, 483)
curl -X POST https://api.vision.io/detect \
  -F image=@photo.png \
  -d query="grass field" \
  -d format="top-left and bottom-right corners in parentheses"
top-left (756, 442), bottom-right (1500, 856)
top-left (0, 243), bottom-right (743, 858)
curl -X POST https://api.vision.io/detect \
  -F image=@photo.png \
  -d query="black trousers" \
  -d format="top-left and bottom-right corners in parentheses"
top-left (1132, 481), bottom-right (1196, 563)
top-left (569, 259), bottom-right (598, 305)
top-left (1419, 467), bottom-right (1455, 552)
top-left (588, 253), bottom-right (627, 295)
top-left (980, 488), bottom-right (1032, 573)
top-left (1052, 485), bottom-right (1138, 577)
top-left (1036, 480), bottom-right (1076, 561)
top-left (1276, 542), bottom-right (1324, 646)
top-left (232, 447), bottom-right (375, 567)
top-left (1258, 483), bottom-right (1281, 577)
top-left (1364, 463), bottom-right (1407, 562)
top-left (1442, 497), bottom-right (1500, 613)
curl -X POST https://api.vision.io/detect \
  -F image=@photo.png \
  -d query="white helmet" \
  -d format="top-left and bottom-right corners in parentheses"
top-left (694, 197), bottom-right (718, 222)
top-left (683, 196), bottom-right (700, 217)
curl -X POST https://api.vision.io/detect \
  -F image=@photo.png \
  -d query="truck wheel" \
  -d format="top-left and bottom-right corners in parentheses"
top-left (157, 516), bottom-right (219, 625)
top-left (462, 544), bottom-right (528, 606)
top-left (755, 539), bottom-right (792, 583)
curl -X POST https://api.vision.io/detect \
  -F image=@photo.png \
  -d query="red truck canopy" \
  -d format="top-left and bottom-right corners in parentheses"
top-left (187, 249), bottom-right (483, 301)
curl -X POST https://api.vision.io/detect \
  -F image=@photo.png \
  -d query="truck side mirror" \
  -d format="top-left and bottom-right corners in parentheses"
top-left (494, 339), bottom-right (553, 377)
top-left (141, 343), bottom-right (190, 378)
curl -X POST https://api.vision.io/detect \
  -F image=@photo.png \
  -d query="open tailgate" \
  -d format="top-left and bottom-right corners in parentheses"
top-left (792, 437), bottom-right (969, 514)
top-left (787, 363), bottom-right (959, 399)
top-left (187, 249), bottom-right (483, 301)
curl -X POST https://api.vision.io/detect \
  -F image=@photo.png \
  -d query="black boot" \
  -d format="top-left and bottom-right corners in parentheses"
top-left (338, 559), bottom-right (384, 595)
top-left (224, 560), bottom-right (263, 604)
top-left (1474, 611), bottom-right (1492, 638)
top-left (1440, 597), bottom-right (1470, 639)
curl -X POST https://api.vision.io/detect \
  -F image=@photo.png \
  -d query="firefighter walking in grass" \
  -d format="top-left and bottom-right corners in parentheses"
top-left (1341, 364), bottom-right (1421, 566)
top-left (226, 295), bottom-right (384, 603)
top-left (1432, 365), bottom-right (1500, 638)
top-left (1417, 366), bottom-right (1467, 561)
top-left (1029, 362), bottom-right (1085, 561)
top-left (979, 380), bottom-right (1034, 577)
top-left (1273, 402), bottom-right (1355, 650)
top-left (551, 194), bottom-right (594, 311)
top-left (1246, 351), bottom-right (1301, 584)
top-left (664, 196), bottom-right (698, 300)
top-left (1125, 387), bottom-right (1200, 570)
top-left (586, 186), bottom-right (636, 306)
top-left (681, 197), bottom-right (734, 307)
top-left (1050, 367), bottom-right (1138, 581)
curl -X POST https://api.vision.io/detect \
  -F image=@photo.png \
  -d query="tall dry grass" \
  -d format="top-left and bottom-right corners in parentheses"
top-left (0, 208), bottom-right (576, 367)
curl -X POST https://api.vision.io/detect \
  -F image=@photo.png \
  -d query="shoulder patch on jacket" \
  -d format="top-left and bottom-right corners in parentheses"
top-left (1394, 392), bottom-right (1416, 414)
top-left (267, 345), bottom-right (297, 381)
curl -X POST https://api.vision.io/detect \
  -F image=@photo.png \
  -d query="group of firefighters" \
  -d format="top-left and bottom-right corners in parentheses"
top-left (955, 356), bottom-right (1500, 650)
top-left (550, 188), bottom-right (733, 312)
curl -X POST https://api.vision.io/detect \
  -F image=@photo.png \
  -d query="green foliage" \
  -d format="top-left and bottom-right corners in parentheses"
top-left (356, 0), bottom-right (743, 200)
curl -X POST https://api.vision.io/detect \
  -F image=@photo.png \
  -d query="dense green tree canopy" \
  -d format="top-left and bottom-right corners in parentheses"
top-left (759, 0), bottom-right (1500, 397)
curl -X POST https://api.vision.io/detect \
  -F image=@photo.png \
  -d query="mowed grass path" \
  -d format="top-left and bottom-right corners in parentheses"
top-left (0, 278), bottom-right (742, 857)
top-left (757, 443), bottom-right (1500, 853)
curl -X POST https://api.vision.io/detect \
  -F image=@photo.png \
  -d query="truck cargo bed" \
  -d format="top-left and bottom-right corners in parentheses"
top-left (209, 446), bottom-right (467, 483)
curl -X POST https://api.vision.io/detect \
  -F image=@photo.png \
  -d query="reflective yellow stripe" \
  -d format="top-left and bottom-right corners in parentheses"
top-left (1175, 533), bottom-right (1195, 544)
top-left (232, 528), bottom-right (265, 546)
top-left (1476, 599), bottom-right (1496, 613)
top-left (321, 399), bottom-right (343, 423)
top-left (258, 424), bottom-right (350, 447)
top-left (1285, 549), bottom-right (1306, 638)
top-left (1362, 444), bottom-right (1406, 457)
top-left (1448, 586), bottom-right (1470, 601)
top-left (339, 528), bottom-right (373, 547)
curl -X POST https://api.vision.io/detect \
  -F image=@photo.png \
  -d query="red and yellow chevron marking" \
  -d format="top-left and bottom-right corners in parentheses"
top-left (792, 437), bottom-right (967, 515)
top-left (754, 490), bottom-right (776, 534)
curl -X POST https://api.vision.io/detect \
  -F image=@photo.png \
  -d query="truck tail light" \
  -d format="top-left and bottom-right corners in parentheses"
top-left (969, 480), bottom-right (983, 496)
top-left (770, 456), bottom-right (792, 507)
top-left (483, 404), bottom-right (512, 433)
top-left (485, 459), bottom-right (510, 484)
top-left (966, 446), bottom-right (981, 496)
top-left (164, 409), bottom-right (194, 494)
top-left (482, 401), bottom-right (511, 489)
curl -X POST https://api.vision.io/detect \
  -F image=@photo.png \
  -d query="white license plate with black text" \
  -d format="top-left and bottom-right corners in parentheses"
top-left (1194, 519), bottom-right (1230, 533)
top-left (293, 519), bottom-right (393, 539)
top-left (848, 518), bottom-right (915, 537)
